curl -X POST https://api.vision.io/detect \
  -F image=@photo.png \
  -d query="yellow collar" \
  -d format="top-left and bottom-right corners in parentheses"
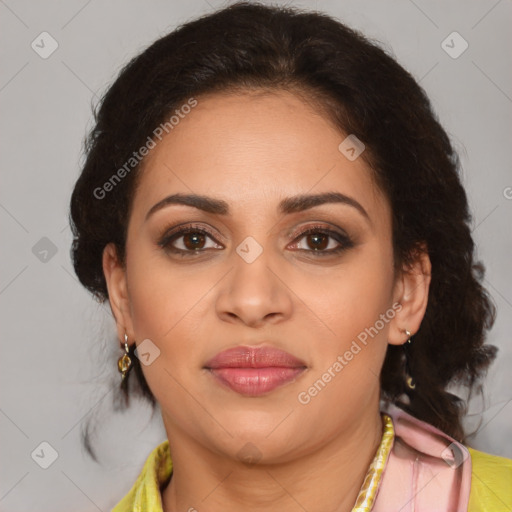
top-left (112, 414), bottom-right (394, 512)
top-left (352, 414), bottom-right (394, 510)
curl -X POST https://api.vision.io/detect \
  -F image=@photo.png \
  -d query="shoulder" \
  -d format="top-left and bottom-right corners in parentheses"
top-left (468, 446), bottom-right (512, 512)
top-left (111, 440), bottom-right (172, 512)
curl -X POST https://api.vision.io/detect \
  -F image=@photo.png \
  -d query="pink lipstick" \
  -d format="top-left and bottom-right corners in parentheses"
top-left (204, 345), bottom-right (307, 397)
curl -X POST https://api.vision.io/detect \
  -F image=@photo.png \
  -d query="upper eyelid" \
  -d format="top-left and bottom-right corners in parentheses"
top-left (159, 222), bottom-right (349, 246)
top-left (161, 220), bottom-right (346, 234)
top-left (287, 222), bottom-right (348, 237)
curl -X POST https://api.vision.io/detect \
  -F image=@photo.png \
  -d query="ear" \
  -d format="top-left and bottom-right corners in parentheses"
top-left (388, 242), bottom-right (432, 346)
top-left (102, 243), bottom-right (135, 345)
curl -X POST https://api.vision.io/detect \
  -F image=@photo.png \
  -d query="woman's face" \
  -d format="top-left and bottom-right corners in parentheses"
top-left (104, 89), bottom-right (430, 463)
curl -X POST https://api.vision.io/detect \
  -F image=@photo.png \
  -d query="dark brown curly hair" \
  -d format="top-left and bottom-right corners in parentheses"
top-left (70, 1), bottom-right (497, 446)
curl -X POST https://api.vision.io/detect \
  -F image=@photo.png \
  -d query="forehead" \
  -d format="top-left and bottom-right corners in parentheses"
top-left (130, 89), bottom-right (389, 224)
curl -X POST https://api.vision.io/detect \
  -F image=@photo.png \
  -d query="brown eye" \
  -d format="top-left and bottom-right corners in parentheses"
top-left (182, 232), bottom-right (207, 250)
top-left (159, 225), bottom-right (223, 255)
top-left (304, 232), bottom-right (329, 251)
top-left (289, 226), bottom-right (354, 256)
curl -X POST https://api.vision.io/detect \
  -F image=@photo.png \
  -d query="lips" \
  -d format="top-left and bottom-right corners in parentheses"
top-left (204, 345), bottom-right (307, 396)
top-left (204, 345), bottom-right (306, 369)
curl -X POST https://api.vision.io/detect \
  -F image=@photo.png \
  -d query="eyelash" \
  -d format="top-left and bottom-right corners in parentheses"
top-left (158, 223), bottom-right (354, 257)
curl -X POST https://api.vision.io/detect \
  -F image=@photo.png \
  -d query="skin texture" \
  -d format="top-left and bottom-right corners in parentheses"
top-left (103, 89), bottom-right (431, 512)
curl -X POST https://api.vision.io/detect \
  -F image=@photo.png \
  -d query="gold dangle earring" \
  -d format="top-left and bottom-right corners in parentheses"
top-left (117, 333), bottom-right (133, 381)
top-left (403, 329), bottom-right (416, 390)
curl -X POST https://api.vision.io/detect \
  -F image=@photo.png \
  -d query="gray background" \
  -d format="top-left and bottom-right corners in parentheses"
top-left (1, 0), bottom-right (511, 510)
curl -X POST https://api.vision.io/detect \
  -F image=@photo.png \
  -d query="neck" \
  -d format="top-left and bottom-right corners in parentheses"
top-left (161, 406), bottom-right (383, 512)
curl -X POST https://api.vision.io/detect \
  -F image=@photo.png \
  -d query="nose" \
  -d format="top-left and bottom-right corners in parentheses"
top-left (215, 248), bottom-right (293, 328)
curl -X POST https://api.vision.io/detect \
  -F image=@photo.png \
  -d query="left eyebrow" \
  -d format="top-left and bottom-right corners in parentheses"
top-left (278, 192), bottom-right (370, 223)
top-left (145, 191), bottom-right (371, 224)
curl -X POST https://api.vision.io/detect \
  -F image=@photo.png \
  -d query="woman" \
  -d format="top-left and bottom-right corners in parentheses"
top-left (69, 2), bottom-right (512, 511)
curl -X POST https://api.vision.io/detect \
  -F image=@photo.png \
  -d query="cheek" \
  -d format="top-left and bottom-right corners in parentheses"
top-left (123, 246), bottom-right (223, 400)
top-left (301, 241), bottom-right (395, 340)
top-left (125, 244), bottom-right (208, 338)
top-left (124, 250), bottom-right (211, 404)
top-left (295, 241), bottom-right (395, 402)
